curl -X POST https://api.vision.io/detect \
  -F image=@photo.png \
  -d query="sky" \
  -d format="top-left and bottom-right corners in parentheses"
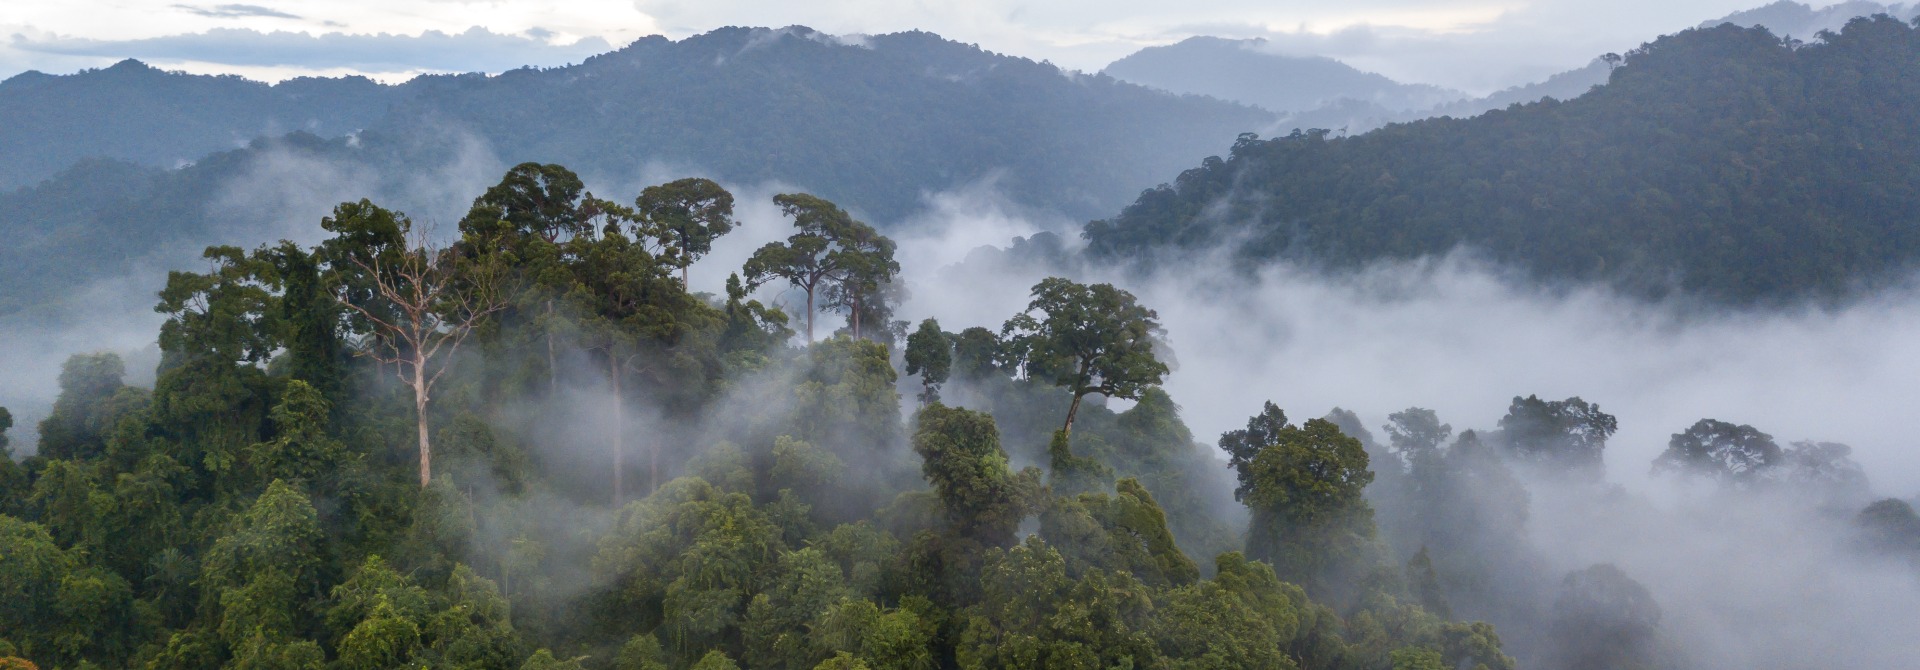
top-left (1, 0), bottom-right (1800, 93)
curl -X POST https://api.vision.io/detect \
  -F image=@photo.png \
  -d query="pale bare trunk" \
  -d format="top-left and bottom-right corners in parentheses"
top-left (414, 352), bottom-right (432, 488)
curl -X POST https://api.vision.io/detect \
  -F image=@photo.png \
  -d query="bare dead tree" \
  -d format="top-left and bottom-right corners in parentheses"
top-left (338, 231), bottom-right (506, 487)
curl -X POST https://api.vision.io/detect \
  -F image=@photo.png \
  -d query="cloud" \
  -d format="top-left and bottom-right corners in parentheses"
top-left (172, 4), bottom-right (302, 20)
top-left (9, 25), bottom-right (614, 73)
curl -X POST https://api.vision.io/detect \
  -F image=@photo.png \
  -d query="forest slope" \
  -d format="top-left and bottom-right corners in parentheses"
top-left (1084, 18), bottom-right (1920, 302)
top-left (0, 26), bottom-right (1272, 318)
top-left (0, 60), bottom-right (409, 190)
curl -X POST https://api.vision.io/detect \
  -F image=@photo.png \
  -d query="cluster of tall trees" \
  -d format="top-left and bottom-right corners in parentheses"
top-left (6, 161), bottom-right (1917, 670)
top-left (0, 163), bottom-right (1533, 670)
top-left (1084, 16), bottom-right (1920, 302)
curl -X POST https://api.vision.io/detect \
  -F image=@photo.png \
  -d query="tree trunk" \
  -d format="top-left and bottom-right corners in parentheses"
top-left (682, 264), bottom-right (690, 288)
top-left (805, 288), bottom-right (816, 343)
top-left (610, 354), bottom-right (624, 506)
top-left (1063, 392), bottom-right (1084, 441)
top-left (414, 353), bottom-right (432, 488)
top-left (546, 300), bottom-right (557, 396)
top-left (852, 293), bottom-right (862, 340)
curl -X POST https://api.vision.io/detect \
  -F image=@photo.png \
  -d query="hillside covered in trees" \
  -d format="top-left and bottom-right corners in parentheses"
top-left (5, 160), bottom-right (1918, 670)
top-left (0, 60), bottom-right (414, 192)
top-left (1085, 17), bottom-right (1920, 302)
top-left (0, 26), bottom-right (1271, 318)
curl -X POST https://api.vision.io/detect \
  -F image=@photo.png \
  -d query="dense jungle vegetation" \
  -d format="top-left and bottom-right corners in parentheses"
top-left (5, 162), bottom-right (1916, 670)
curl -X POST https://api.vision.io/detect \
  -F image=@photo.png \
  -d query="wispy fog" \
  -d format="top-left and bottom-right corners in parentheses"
top-left (5, 157), bottom-right (1919, 668)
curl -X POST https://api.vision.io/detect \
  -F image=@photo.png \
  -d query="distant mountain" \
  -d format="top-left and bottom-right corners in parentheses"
top-left (362, 27), bottom-right (1272, 222)
top-left (0, 60), bottom-right (414, 190)
top-left (1704, 1), bottom-right (1919, 37)
top-left (1102, 36), bottom-right (1463, 114)
top-left (1085, 18), bottom-right (1920, 302)
top-left (1231, 3), bottom-right (1920, 137)
top-left (1270, 60), bottom-right (1613, 136)
top-left (0, 26), bottom-right (1273, 317)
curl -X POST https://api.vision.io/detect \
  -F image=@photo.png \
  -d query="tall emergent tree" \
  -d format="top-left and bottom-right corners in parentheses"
top-left (1001, 277), bottom-right (1168, 439)
top-left (743, 193), bottom-right (894, 342)
top-left (1496, 395), bottom-right (1618, 479)
top-left (904, 318), bottom-right (951, 406)
top-left (820, 222), bottom-right (899, 341)
top-left (635, 178), bottom-right (737, 287)
top-left (335, 215), bottom-right (507, 487)
top-left (1220, 405), bottom-right (1377, 597)
top-left (1652, 418), bottom-right (1782, 486)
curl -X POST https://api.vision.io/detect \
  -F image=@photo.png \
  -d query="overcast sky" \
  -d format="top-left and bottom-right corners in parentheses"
top-left (0, 0), bottom-right (1828, 92)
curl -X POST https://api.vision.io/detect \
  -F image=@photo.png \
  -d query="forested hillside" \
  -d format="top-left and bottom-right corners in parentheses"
top-left (0, 163), bottom-right (1524, 670)
top-left (369, 28), bottom-right (1272, 222)
top-left (6, 160), bottom-right (1915, 670)
top-left (0, 26), bottom-right (1271, 318)
top-left (1085, 17), bottom-right (1920, 302)
top-left (0, 60), bottom-right (411, 191)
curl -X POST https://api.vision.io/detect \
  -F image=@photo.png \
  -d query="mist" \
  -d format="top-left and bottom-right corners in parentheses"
top-left (6, 139), bottom-right (1920, 669)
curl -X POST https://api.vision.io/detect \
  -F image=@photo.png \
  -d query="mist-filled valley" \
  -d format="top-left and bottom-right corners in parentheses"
top-left (6, 4), bottom-right (1920, 670)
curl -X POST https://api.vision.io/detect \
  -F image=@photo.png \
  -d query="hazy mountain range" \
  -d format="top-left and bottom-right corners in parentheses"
top-left (1102, 1), bottom-right (1919, 135)
top-left (0, 27), bottom-right (1272, 316)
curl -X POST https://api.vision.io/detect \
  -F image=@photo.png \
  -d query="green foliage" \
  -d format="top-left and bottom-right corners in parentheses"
top-left (1546, 565), bottom-right (1669, 670)
top-left (1653, 418), bottom-right (1782, 485)
top-left (1225, 409), bottom-right (1379, 599)
top-left (635, 177), bottom-right (738, 283)
top-left (1856, 498), bottom-right (1920, 555)
top-left (744, 193), bottom-right (897, 341)
top-left (911, 405), bottom-right (1043, 549)
top-left (1495, 395), bottom-right (1617, 479)
top-left (1040, 477), bottom-right (1199, 587)
top-left (0, 159), bottom-right (1547, 670)
top-left (1085, 18), bottom-right (1920, 303)
top-left (36, 354), bottom-right (129, 461)
top-left (1002, 277), bottom-right (1168, 438)
top-left (903, 319), bottom-right (952, 405)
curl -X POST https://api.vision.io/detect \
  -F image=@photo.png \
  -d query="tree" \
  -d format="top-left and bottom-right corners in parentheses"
top-left (1652, 418), bottom-right (1782, 486)
top-left (1218, 401), bottom-right (1288, 501)
top-left (335, 218), bottom-right (506, 487)
top-left (1000, 277), bottom-right (1168, 439)
top-left (1546, 564), bottom-right (1667, 670)
top-left (34, 353), bottom-right (128, 461)
top-left (1855, 498), bottom-right (1920, 555)
top-left (1384, 408), bottom-right (1451, 462)
top-left (0, 408), bottom-right (20, 515)
top-left (261, 241), bottom-right (348, 407)
top-left (911, 404), bottom-right (1043, 548)
top-left (903, 319), bottom-right (951, 406)
top-left (636, 178), bottom-right (737, 286)
top-left (1227, 410), bottom-right (1377, 597)
top-left (743, 193), bottom-right (892, 342)
top-left (950, 327), bottom-right (1003, 380)
top-left (244, 380), bottom-right (349, 487)
top-left (563, 222), bottom-right (693, 503)
top-left (1777, 441), bottom-right (1869, 504)
top-left (818, 223), bottom-right (899, 341)
top-left (1496, 395), bottom-right (1617, 479)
